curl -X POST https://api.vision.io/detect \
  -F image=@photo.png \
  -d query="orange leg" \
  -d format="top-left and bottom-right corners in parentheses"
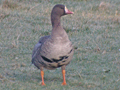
top-left (62, 70), bottom-right (67, 85)
top-left (41, 70), bottom-right (46, 86)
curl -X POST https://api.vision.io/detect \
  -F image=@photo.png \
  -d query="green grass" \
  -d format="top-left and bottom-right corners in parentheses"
top-left (0, 0), bottom-right (120, 90)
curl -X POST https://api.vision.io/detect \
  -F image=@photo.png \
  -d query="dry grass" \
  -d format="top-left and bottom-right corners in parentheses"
top-left (2, 0), bottom-right (18, 9)
top-left (0, 0), bottom-right (120, 90)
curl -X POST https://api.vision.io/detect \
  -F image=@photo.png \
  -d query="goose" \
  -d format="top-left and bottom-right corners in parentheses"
top-left (32, 4), bottom-right (74, 85)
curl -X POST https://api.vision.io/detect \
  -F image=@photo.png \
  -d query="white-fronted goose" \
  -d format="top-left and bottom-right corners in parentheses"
top-left (32, 4), bottom-right (74, 85)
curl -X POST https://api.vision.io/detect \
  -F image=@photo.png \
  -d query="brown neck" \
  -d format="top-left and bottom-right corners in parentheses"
top-left (50, 12), bottom-right (69, 42)
top-left (51, 13), bottom-right (61, 28)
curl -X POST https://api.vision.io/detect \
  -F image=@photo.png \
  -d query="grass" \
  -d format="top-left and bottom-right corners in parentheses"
top-left (0, 0), bottom-right (120, 90)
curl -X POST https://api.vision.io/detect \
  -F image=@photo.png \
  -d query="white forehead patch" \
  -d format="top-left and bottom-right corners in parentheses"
top-left (65, 6), bottom-right (68, 13)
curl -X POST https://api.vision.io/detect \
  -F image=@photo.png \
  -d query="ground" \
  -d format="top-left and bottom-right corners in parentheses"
top-left (0, 0), bottom-right (120, 90)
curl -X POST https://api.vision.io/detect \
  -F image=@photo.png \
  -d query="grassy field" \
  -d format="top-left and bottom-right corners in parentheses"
top-left (0, 0), bottom-right (120, 90)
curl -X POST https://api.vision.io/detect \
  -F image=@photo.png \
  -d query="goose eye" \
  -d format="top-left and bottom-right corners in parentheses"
top-left (60, 7), bottom-right (64, 10)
